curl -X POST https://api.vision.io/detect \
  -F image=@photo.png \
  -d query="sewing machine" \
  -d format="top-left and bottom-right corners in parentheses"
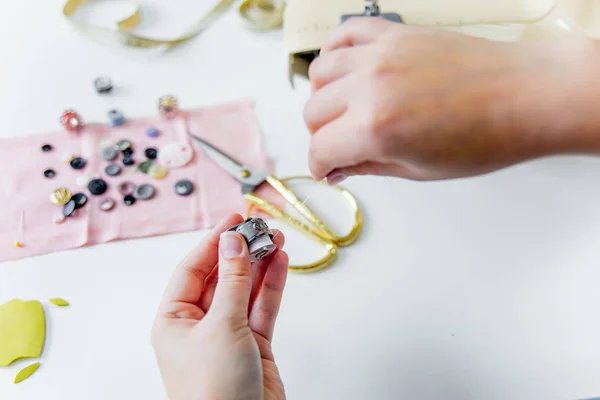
top-left (283, 0), bottom-right (600, 85)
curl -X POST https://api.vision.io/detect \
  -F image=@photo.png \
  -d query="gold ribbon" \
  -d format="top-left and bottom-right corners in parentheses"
top-left (62, 0), bottom-right (284, 49)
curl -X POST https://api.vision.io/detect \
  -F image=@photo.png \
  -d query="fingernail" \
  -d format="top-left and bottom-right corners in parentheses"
top-left (220, 232), bottom-right (243, 259)
top-left (327, 172), bottom-right (347, 186)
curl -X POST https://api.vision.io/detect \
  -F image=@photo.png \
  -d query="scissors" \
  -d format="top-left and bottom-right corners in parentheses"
top-left (187, 132), bottom-right (363, 273)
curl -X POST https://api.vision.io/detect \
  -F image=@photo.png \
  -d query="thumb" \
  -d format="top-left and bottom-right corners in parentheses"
top-left (210, 231), bottom-right (252, 319)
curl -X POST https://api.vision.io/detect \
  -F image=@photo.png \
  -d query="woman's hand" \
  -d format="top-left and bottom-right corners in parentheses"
top-left (304, 18), bottom-right (600, 184)
top-left (151, 214), bottom-right (288, 400)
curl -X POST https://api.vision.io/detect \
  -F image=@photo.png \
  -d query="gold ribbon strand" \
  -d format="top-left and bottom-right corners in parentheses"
top-left (62, 0), bottom-right (284, 49)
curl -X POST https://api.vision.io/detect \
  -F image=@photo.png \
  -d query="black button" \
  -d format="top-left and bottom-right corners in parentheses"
top-left (123, 157), bottom-right (135, 166)
top-left (71, 193), bottom-right (88, 209)
top-left (41, 144), bottom-right (53, 152)
top-left (122, 147), bottom-right (134, 157)
top-left (174, 179), bottom-right (194, 196)
top-left (62, 200), bottom-right (77, 217)
top-left (105, 163), bottom-right (122, 176)
top-left (44, 169), bottom-right (55, 178)
top-left (144, 147), bottom-right (158, 160)
top-left (70, 157), bottom-right (87, 170)
top-left (123, 195), bottom-right (136, 206)
top-left (88, 179), bottom-right (108, 195)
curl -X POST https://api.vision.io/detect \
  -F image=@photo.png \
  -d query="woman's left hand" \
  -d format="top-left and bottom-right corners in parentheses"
top-left (151, 213), bottom-right (289, 400)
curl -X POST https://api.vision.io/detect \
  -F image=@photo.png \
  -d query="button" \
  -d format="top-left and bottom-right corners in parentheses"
top-left (123, 195), bottom-right (136, 206)
top-left (71, 193), bottom-right (88, 209)
top-left (62, 200), bottom-right (77, 217)
top-left (138, 161), bottom-right (153, 173)
top-left (105, 163), bottom-right (122, 176)
top-left (146, 127), bottom-right (160, 138)
top-left (122, 157), bottom-right (135, 166)
top-left (52, 214), bottom-right (66, 224)
top-left (133, 184), bottom-right (156, 200)
top-left (118, 181), bottom-right (136, 196)
top-left (76, 175), bottom-right (90, 187)
top-left (108, 109), bottom-right (126, 127)
top-left (44, 169), bottom-right (55, 178)
top-left (88, 179), bottom-right (108, 195)
top-left (101, 145), bottom-right (119, 161)
top-left (122, 147), bottom-right (134, 157)
top-left (60, 109), bottom-right (83, 132)
top-left (94, 76), bottom-right (113, 94)
top-left (41, 144), bottom-right (53, 152)
top-left (100, 197), bottom-right (115, 211)
top-left (50, 188), bottom-right (72, 205)
top-left (116, 139), bottom-right (132, 151)
top-left (70, 157), bottom-right (87, 170)
top-left (174, 179), bottom-right (194, 196)
top-left (144, 147), bottom-right (158, 160)
top-left (148, 164), bottom-right (168, 179)
top-left (158, 142), bottom-right (193, 169)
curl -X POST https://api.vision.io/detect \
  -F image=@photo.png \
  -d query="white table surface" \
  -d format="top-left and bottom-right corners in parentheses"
top-left (1, 1), bottom-right (600, 399)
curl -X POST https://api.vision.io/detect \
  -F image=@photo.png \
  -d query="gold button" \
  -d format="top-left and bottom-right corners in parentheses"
top-left (148, 164), bottom-right (168, 180)
top-left (240, 169), bottom-right (251, 178)
top-left (50, 188), bottom-right (72, 205)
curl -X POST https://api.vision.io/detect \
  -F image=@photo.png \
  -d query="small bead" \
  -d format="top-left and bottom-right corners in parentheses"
top-left (41, 144), bottom-right (53, 152)
top-left (108, 109), bottom-right (126, 126)
top-left (14, 241), bottom-right (22, 248)
top-left (146, 127), bottom-right (160, 138)
top-left (60, 109), bottom-right (83, 132)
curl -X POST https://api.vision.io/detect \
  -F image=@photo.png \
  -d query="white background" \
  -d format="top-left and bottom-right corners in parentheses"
top-left (1, 1), bottom-right (600, 399)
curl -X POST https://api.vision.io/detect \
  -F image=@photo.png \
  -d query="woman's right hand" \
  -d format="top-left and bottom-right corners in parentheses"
top-left (304, 18), bottom-right (600, 184)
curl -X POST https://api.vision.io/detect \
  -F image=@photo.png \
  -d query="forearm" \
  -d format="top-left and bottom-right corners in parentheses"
top-left (525, 36), bottom-right (600, 157)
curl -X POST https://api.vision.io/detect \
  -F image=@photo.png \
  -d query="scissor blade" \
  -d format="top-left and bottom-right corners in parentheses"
top-left (188, 132), bottom-right (269, 192)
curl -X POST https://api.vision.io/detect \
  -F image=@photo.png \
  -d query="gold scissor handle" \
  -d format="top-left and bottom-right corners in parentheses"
top-left (266, 175), bottom-right (363, 246)
top-left (243, 192), bottom-right (338, 273)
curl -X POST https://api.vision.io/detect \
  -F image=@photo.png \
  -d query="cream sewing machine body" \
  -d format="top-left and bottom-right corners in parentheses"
top-left (283, 0), bottom-right (600, 85)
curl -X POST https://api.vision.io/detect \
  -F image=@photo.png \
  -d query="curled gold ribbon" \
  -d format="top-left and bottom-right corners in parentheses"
top-left (62, 0), bottom-right (283, 50)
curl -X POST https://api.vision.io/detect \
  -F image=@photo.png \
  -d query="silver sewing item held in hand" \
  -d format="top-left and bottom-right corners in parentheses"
top-left (227, 217), bottom-right (277, 262)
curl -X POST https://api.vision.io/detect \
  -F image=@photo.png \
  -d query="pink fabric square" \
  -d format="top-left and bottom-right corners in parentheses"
top-left (0, 101), bottom-right (277, 263)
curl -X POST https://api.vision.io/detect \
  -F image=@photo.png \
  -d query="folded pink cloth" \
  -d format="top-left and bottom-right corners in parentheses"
top-left (0, 101), bottom-right (277, 263)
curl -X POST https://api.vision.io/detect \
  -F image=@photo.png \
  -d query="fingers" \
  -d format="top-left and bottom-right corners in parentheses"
top-left (158, 213), bottom-right (244, 316)
top-left (309, 47), bottom-right (363, 92)
top-left (308, 116), bottom-right (374, 181)
top-left (209, 231), bottom-right (252, 319)
top-left (320, 17), bottom-right (394, 54)
top-left (304, 75), bottom-right (350, 135)
top-left (249, 250), bottom-right (289, 342)
top-left (199, 230), bottom-right (285, 313)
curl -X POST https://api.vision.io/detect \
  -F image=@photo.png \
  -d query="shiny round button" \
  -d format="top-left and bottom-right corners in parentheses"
top-left (138, 161), bottom-right (153, 173)
top-left (50, 188), bottom-right (72, 205)
top-left (62, 200), bottom-right (77, 217)
top-left (72, 193), bottom-right (88, 209)
top-left (123, 195), bottom-right (136, 206)
top-left (174, 179), bottom-right (194, 196)
top-left (116, 139), bottom-right (132, 151)
top-left (122, 147), bottom-right (133, 157)
top-left (123, 157), bottom-right (135, 166)
top-left (108, 109), bottom-right (126, 126)
top-left (148, 164), bottom-right (168, 180)
top-left (88, 179), bottom-right (108, 195)
top-left (133, 184), bottom-right (156, 200)
top-left (44, 169), bottom-right (55, 179)
top-left (146, 127), bottom-right (160, 138)
top-left (70, 157), bottom-right (87, 170)
top-left (158, 142), bottom-right (193, 169)
top-left (100, 197), bottom-right (115, 211)
top-left (144, 147), bottom-right (158, 160)
top-left (101, 145), bottom-right (119, 161)
top-left (41, 144), bottom-right (53, 152)
top-left (118, 181), bottom-right (136, 196)
top-left (105, 163), bottom-right (122, 176)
